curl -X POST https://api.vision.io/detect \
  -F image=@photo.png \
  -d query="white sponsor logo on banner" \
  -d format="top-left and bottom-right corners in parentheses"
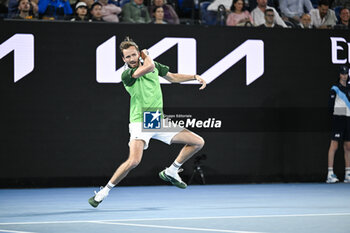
top-left (0, 34), bottom-right (34, 83)
top-left (96, 36), bottom-right (264, 86)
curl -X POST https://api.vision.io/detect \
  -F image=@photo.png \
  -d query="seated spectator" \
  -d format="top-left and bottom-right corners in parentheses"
top-left (297, 13), bottom-right (314, 28)
top-left (309, 0), bottom-right (337, 28)
top-left (258, 8), bottom-right (283, 27)
top-left (8, 0), bottom-right (21, 18)
top-left (98, 0), bottom-right (121, 22)
top-left (70, 1), bottom-right (88, 20)
top-left (251, 0), bottom-right (288, 27)
top-left (12, 0), bottom-right (37, 18)
top-left (149, 0), bottom-right (179, 24)
top-left (0, 0), bottom-right (7, 19)
top-left (207, 0), bottom-right (233, 12)
top-left (248, 0), bottom-right (277, 11)
top-left (333, 7), bottom-right (350, 29)
top-left (89, 2), bottom-right (105, 21)
top-left (122, 0), bottom-right (151, 23)
top-left (331, 0), bottom-right (350, 9)
top-left (151, 5), bottom-right (167, 23)
top-left (279, 0), bottom-right (314, 26)
top-left (8, 0), bottom-right (38, 18)
top-left (38, 0), bottom-right (73, 20)
top-left (80, 0), bottom-right (94, 9)
top-left (79, 0), bottom-right (94, 18)
top-left (226, 0), bottom-right (253, 26)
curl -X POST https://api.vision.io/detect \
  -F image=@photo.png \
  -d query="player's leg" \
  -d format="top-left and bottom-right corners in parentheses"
top-left (343, 141), bottom-right (350, 183)
top-left (109, 139), bottom-right (145, 185)
top-left (88, 139), bottom-right (145, 207)
top-left (159, 129), bottom-right (204, 189)
top-left (170, 129), bottom-right (205, 164)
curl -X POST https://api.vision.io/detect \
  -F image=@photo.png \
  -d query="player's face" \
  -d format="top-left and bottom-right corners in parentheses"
top-left (122, 46), bottom-right (140, 68)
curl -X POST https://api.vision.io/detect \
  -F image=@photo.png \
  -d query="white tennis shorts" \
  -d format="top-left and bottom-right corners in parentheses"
top-left (129, 119), bottom-right (184, 150)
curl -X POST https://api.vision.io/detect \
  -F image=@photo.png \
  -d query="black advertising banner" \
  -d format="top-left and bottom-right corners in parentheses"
top-left (1, 20), bottom-right (349, 186)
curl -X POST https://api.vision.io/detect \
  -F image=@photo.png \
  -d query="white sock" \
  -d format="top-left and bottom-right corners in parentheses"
top-left (103, 182), bottom-right (115, 192)
top-left (167, 161), bottom-right (182, 174)
top-left (328, 167), bottom-right (334, 176)
top-left (345, 167), bottom-right (350, 176)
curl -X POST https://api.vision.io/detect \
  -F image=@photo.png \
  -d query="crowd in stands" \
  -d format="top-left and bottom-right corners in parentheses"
top-left (0, 0), bottom-right (349, 29)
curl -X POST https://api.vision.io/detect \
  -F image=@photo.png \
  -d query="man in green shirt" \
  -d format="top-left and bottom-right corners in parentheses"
top-left (89, 37), bottom-right (206, 208)
top-left (122, 0), bottom-right (151, 23)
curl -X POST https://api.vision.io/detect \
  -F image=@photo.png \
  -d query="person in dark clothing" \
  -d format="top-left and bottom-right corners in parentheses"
top-left (258, 8), bottom-right (283, 27)
top-left (327, 66), bottom-right (350, 183)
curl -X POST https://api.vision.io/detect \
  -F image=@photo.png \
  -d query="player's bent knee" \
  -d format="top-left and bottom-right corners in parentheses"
top-left (195, 136), bottom-right (205, 149)
top-left (127, 158), bottom-right (141, 169)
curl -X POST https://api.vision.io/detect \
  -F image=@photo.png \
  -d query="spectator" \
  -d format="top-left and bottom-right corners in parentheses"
top-left (258, 8), bottom-right (283, 27)
top-left (38, 0), bottom-right (73, 20)
top-left (148, 0), bottom-right (179, 24)
top-left (207, 0), bottom-right (232, 12)
top-left (151, 5), bottom-right (167, 23)
top-left (279, 0), bottom-right (314, 26)
top-left (332, 0), bottom-right (350, 9)
top-left (333, 7), bottom-right (350, 29)
top-left (12, 0), bottom-right (36, 18)
top-left (80, 0), bottom-right (94, 18)
top-left (226, 0), bottom-right (253, 26)
top-left (122, 0), bottom-right (151, 23)
top-left (98, 0), bottom-right (121, 22)
top-left (248, 0), bottom-right (277, 11)
top-left (8, 0), bottom-right (38, 18)
top-left (70, 1), bottom-right (88, 20)
top-left (309, 0), bottom-right (337, 28)
top-left (8, 0), bottom-right (21, 18)
top-left (297, 13), bottom-right (313, 28)
top-left (89, 1), bottom-right (105, 21)
top-left (80, 0), bottom-right (94, 9)
top-left (251, 0), bottom-right (288, 27)
top-left (0, 0), bottom-right (8, 18)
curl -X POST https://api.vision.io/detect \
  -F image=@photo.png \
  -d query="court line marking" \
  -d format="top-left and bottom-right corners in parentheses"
top-left (0, 230), bottom-right (36, 233)
top-left (92, 221), bottom-right (265, 233)
top-left (1, 212), bottom-right (350, 225)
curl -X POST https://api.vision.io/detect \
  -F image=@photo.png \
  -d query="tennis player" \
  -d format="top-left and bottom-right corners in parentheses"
top-left (89, 37), bottom-right (206, 207)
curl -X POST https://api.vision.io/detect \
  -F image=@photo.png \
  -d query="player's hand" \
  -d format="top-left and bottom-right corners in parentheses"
top-left (140, 49), bottom-right (149, 60)
top-left (194, 75), bottom-right (206, 90)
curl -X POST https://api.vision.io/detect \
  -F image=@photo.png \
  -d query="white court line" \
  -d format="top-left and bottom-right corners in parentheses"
top-left (92, 220), bottom-right (265, 233)
top-left (0, 230), bottom-right (36, 233)
top-left (0, 212), bottom-right (350, 225)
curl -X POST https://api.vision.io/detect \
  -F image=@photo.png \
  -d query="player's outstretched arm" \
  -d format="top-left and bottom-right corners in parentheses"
top-left (163, 72), bottom-right (206, 90)
top-left (132, 49), bottom-right (155, 78)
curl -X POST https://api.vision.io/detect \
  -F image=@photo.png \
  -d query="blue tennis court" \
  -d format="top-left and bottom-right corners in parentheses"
top-left (0, 183), bottom-right (349, 233)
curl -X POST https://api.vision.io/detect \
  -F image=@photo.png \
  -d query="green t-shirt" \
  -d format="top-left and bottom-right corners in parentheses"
top-left (122, 61), bottom-right (170, 123)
